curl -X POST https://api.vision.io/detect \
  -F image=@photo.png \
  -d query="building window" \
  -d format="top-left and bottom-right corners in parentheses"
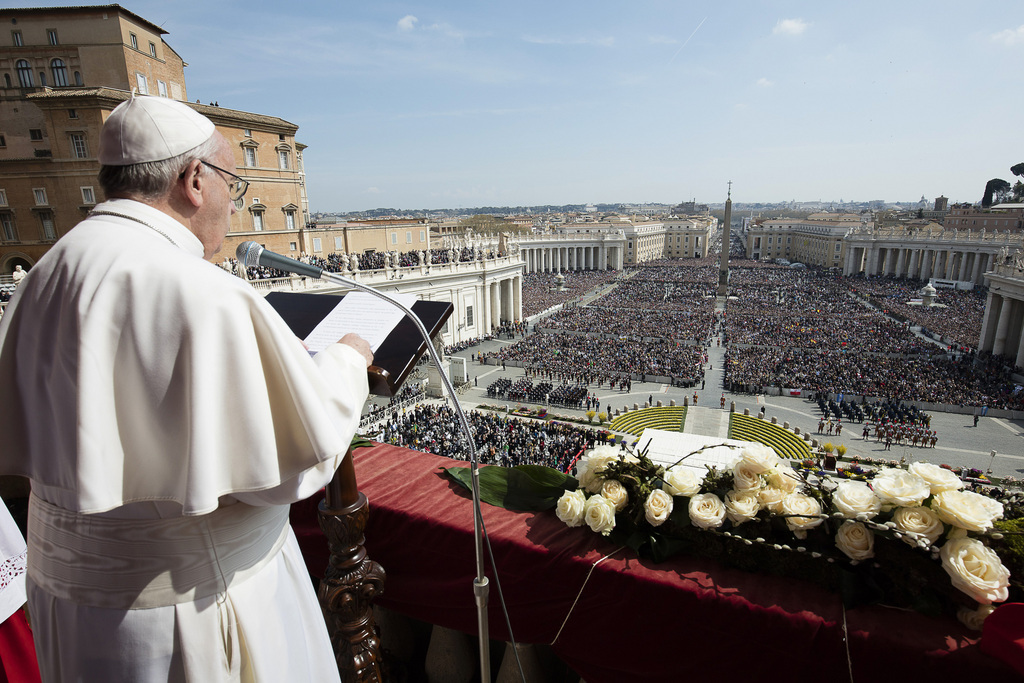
top-left (466, 305), bottom-right (474, 326)
top-left (68, 108), bottom-right (77, 119)
top-left (0, 135), bottom-right (5, 148)
top-left (420, 230), bottom-right (425, 241)
top-left (244, 147), bottom-right (256, 167)
top-left (3, 74), bottom-right (9, 88)
top-left (0, 213), bottom-right (15, 241)
top-left (313, 238), bottom-right (322, 251)
top-left (81, 187), bottom-right (95, 205)
top-left (33, 188), bottom-right (47, 205)
top-left (16, 60), bottom-right (32, 87)
top-left (74, 71), bottom-right (82, 86)
top-left (244, 128), bottom-right (251, 137)
top-left (284, 211), bottom-right (295, 230)
top-left (157, 80), bottom-right (167, 97)
top-left (278, 150), bottom-right (289, 170)
top-left (29, 129), bottom-right (43, 141)
top-left (39, 211), bottom-right (56, 240)
top-left (252, 211), bottom-right (264, 231)
top-left (47, 29), bottom-right (58, 46)
top-left (70, 133), bottom-right (88, 159)
top-left (39, 72), bottom-right (47, 87)
top-left (149, 42), bottom-right (157, 57)
top-left (12, 31), bottom-right (22, 47)
top-left (135, 73), bottom-right (148, 95)
top-left (406, 231), bottom-right (412, 244)
top-left (391, 233), bottom-right (398, 245)
top-left (130, 33), bottom-right (138, 50)
top-left (334, 237), bottom-right (344, 250)
top-left (289, 242), bottom-right (297, 251)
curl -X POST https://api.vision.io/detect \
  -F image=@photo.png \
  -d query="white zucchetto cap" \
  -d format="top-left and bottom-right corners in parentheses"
top-left (99, 94), bottom-right (216, 166)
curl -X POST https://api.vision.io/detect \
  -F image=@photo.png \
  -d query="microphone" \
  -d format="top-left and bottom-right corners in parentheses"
top-left (236, 240), bottom-right (495, 672)
top-left (236, 241), bottom-right (324, 279)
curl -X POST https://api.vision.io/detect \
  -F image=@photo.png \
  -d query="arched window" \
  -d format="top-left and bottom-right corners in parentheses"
top-left (15, 60), bottom-right (32, 88)
top-left (51, 59), bottom-right (68, 87)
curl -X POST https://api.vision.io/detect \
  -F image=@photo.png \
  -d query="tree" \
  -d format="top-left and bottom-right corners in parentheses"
top-left (982, 178), bottom-right (1011, 208)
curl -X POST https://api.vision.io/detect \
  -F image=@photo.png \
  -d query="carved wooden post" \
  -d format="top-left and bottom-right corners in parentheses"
top-left (318, 448), bottom-right (386, 682)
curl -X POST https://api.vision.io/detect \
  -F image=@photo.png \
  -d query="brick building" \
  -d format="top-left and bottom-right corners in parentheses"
top-left (0, 4), bottom-right (308, 275)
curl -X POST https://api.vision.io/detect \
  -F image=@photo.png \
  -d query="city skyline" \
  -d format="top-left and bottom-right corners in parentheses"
top-left (7, 1), bottom-right (1024, 212)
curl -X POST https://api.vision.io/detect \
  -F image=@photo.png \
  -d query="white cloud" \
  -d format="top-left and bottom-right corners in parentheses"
top-left (424, 22), bottom-right (466, 41)
top-left (773, 19), bottom-right (809, 36)
top-left (363, 187), bottom-right (382, 194)
top-left (992, 25), bottom-right (1024, 46)
top-left (756, 77), bottom-right (774, 87)
top-left (522, 35), bottom-right (615, 47)
top-left (397, 15), bottom-right (418, 32)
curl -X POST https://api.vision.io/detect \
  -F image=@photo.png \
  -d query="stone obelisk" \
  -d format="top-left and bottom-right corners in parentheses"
top-left (717, 182), bottom-right (732, 296)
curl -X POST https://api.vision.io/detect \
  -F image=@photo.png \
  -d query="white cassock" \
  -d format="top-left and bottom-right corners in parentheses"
top-left (0, 199), bottom-right (369, 682)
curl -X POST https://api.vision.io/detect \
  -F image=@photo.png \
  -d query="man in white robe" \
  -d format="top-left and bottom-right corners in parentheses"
top-left (0, 95), bottom-right (372, 682)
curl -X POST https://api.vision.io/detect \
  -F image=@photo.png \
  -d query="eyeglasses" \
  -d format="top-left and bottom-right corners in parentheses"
top-left (180, 160), bottom-right (249, 201)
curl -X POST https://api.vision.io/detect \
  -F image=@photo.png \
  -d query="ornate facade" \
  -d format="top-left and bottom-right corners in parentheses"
top-left (979, 261), bottom-right (1024, 366)
top-left (842, 224), bottom-right (1023, 285)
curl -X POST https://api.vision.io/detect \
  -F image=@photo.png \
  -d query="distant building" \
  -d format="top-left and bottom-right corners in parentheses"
top-left (746, 213), bottom-right (864, 267)
top-left (943, 203), bottom-right (1024, 232)
top-left (0, 5), bottom-right (308, 275)
top-left (307, 218), bottom-right (431, 255)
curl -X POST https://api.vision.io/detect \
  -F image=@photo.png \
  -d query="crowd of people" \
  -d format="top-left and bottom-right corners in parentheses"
top-left (521, 270), bottom-right (620, 317)
top-left (377, 404), bottom-right (603, 471)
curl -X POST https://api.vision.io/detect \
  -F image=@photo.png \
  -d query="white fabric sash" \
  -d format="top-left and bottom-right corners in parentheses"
top-left (27, 495), bottom-right (290, 610)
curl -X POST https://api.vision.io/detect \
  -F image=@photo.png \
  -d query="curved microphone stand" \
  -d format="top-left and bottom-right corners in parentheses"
top-left (236, 242), bottom-right (493, 681)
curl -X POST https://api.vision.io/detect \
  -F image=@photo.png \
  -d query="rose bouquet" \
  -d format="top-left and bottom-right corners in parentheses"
top-left (444, 442), bottom-right (1024, 630)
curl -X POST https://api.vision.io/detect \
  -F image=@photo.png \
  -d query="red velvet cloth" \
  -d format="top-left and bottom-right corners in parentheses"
top-left (0, 611), bottom-right (40, 683)
top-left (291, 444), bottom-right (1021, 683)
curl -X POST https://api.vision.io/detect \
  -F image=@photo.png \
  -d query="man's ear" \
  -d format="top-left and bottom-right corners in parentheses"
top-left (179, 159), bottom-right (205, 209)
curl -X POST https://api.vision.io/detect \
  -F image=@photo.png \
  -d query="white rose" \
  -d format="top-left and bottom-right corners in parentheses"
top-left (739, 445), bottom-right (780, 474)
top-left (644, 489), bottom-right (674, 527)
top-left (724, 490), bottom-right (761, 525)
top-left (688, 493), bottom-right (726, 529)
top-left (831, 481), bottom-right (882, 520)
top-left (601, 479), bottom-right (629, 512)
top-left (780, 493), bottom-right (824, 538)
top-left (663, 466), bottom-right (703, 497)
top-left (757, 487), bottom-right (787, 514)
top-left (930, 490), bottom-right (1004, 533)
top-left (576, 448), bottom-right (618, 494)
top-left (555, 489), bottom-right (587, 527)
top-left (940, 537), bottom-right (1010, 605)
top-left (957, 604), bottom-right (996, 632)
top-left (835, 520), bottom-right (875, 561)
top-left (871, 468), bottom-right (931, 508)
top-left (583, 494), bottom-right (617, 536)
top-left (892, 506), bottom-right (944, 546)
top-left (733, 460), bottom-right (764, 492)
top-left (908, 462), bottom-right (964, 495)
top-left (765, 465), bottom-right (802, 493)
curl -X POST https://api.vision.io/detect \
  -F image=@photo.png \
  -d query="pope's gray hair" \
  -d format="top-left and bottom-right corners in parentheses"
top-left (98, 135), bottom-right (222, 201)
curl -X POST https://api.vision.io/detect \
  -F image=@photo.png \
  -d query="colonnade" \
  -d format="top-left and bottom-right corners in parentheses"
top-left (843, 229), bottom-right (1023, 285)
top-left (520, 243), bottom-right (623, 273)
top-left (979, 265), bottom-right (1024, 366)
top-left (479, 274), bottom-right (523, 329)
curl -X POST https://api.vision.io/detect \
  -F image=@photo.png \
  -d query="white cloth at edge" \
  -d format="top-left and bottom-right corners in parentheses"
top-left (0, 497), bottom-right (27, 625)
top-left (0, 199), bottom-right (369, 681)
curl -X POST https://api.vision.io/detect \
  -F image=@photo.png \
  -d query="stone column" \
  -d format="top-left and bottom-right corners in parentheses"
top-left (921, 249), bottom-right (932, 281)
top-left (971, 252), bottom-right (984, 284)
top-left (979, 290), bottom-right (998, 352)
top-left (481, 282), bottom-right (492, 333)
top-left (600, 244), bottom-right (608, 270)
top-left (944, 249), bottom-right (955, 279)
top-left (895, 248), bottom-right (906, 278)
top-left (993, 296), bottom-right (1013, 356)
top-left (908, 249), bottom-right (920, 279)
top-left (491, 281), bottom-right (501, 328)
top-left (514, 275), bottom-right (523, 321)
top-left (958, 251), bottom-right (970, 281)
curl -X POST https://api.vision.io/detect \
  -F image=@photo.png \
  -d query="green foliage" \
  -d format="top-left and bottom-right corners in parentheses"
top-left (441, 464), bottom-right (577, 511)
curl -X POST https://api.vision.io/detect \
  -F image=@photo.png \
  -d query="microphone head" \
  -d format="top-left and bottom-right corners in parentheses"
top-left (236, 241), bottom-right (263, 268)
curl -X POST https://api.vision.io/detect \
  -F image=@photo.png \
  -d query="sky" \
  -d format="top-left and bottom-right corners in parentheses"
top-left (12, 1), bottom-right (1024, 211)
